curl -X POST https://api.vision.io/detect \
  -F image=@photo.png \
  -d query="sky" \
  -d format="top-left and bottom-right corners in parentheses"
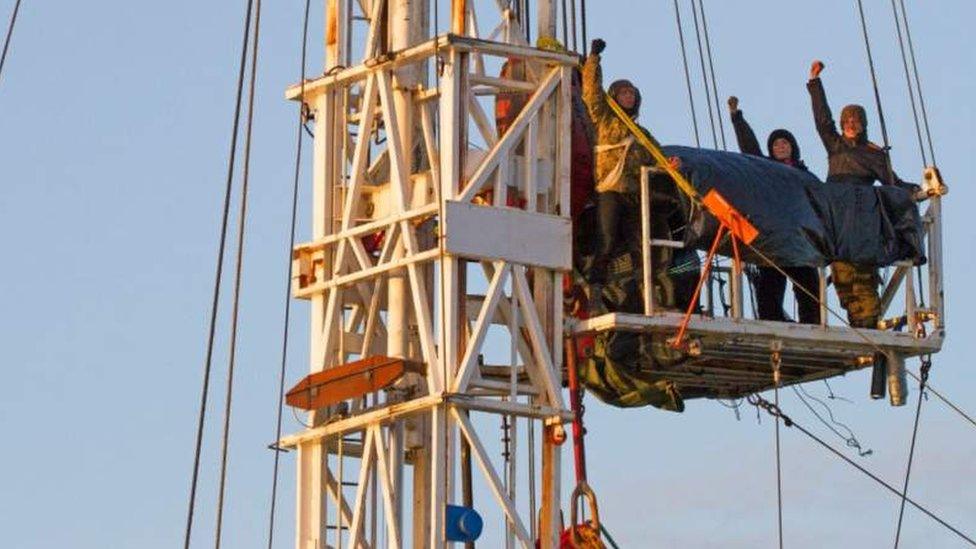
top-left (0, 0), bottom-right (974, 548)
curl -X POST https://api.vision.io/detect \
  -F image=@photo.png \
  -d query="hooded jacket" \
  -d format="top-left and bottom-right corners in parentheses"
top-left (807, 77), bottom-right (917, 191)
top-left (582, 52), bottom-right (660, 194)
top-left (730, 110), bottom-right (809, 171)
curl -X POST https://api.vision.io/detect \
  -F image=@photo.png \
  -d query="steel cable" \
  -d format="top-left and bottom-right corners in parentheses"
top-left (579, 0), bottom-right (587, 56)
top-left (183, 0), bottom-right (256, 546)
top-left (214, 0), bottom-right (262, 546)
top-left (671, 1), bottom-right (701, 146)
top-left (265, 0), bottom-right (312, 547)
top-left (696, 0), bottom-right (726, 150)
top-left (894, 357), bottom-right (932, 548)
top-left (897, 0), bottom-right (937, 166)
top-left (728, 231), bottom-right (976, 439)
top-left (749, 395), bottom-right (976, 546)
top-left (772, 357), bottom-right (784, 549)
top-left (888, 0), bottom-right (927, 166)
top-left (0, 0), bottom-right (22, 86)
top-left (688, 0), bottom-right (717, 149)
top-left (889, 0), bottom-right (932, 307)
top-left (854, 0), bottom-right (895, 186)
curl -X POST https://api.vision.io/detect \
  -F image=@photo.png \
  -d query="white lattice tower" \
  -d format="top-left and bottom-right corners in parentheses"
top-left (280, 1), bottom-right (575, 547)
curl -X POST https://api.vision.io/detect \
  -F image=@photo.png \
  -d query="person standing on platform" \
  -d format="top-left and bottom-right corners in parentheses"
top-left (727, 95), bottom-right (821, 324)
top-left (807, 59), bottom-right (920, 328)
top-left (582, 37), bottom-right (675, 315)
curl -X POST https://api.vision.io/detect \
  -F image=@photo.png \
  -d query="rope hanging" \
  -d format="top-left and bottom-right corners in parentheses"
top-left (183, 0), bottom-right (258, 546)
top-left (560, 0), bottom-right (569, 50)
top-left (688, 0), bottom-right (718, 149)
top-left (896, 0), bottom-right (938, 166)
top-left (672, 0), bottom-right (701, 147)
top-left (568, 0), bottom-right (578, 53)
top-left (749, 394), bottom-right (976, 546)
top-left (888, 0), bottom-right (933, 308)
top-left (0, 0), bottom-right (22, 85)
top-left (215, 0), bottom-right (263, 546)
top-left (771, 350), bottom-right (784, 549)
top-left (694, 0), bottom-right (726, 150)
top-left (854, 0), bottom-right (895, 185)
top-left (265, 0), bottom-right (312, 547)
top-left (894, 356), bottom-right (933, 548)
top-left (579, 0), bottom-right (587, 56)
top-left (888, 0), bottom-right (927, 167)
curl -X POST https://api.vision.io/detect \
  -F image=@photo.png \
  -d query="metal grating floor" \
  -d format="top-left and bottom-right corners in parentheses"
top-left (573, 312), bottom-right (943, 400)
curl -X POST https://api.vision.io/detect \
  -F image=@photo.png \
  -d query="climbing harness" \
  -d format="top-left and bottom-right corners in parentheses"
top-left (604, 93), bottom-right (699, 200)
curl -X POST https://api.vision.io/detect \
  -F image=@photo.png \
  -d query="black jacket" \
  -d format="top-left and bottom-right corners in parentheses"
top-left (730, 110), bottom-right (808, 171)
top-left (807, 78), bottom-right (917, 191)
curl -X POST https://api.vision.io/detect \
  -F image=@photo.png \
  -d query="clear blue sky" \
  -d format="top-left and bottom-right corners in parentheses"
top-left (1, 1), bottom-right (973, 547)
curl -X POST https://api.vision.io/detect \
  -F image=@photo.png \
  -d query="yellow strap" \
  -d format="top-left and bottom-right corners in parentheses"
top-left (605, 93), bottom-right (700, 201)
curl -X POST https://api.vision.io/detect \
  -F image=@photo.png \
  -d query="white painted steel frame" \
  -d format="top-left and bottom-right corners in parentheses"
top-left (288, 1), bottom-right (572, 548)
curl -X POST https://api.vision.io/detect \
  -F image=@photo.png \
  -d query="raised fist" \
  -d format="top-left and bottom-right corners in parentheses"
top-left (591, 38), bottom-right (606, 55)
top-left (810, 60), bottom-right (825, 80)
top-left (727, 95), bottom-right (739, 113)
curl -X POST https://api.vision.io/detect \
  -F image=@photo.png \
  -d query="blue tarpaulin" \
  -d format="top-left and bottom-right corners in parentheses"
top-left (661, 146), bottom-right (925, 267)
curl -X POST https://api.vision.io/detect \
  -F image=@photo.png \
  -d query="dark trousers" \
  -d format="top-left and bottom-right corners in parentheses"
top-left (590, 190), bottom-right (674, 307)
top-left (590, 191), bottom-right (638, 284)
top-left (756, 266), bottom-right (821, 324)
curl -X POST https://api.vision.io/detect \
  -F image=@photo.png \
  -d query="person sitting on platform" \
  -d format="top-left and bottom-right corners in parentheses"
top-left (807, 59), bottom-right (921, 329)
top-left (582, 37), bottom-right (677, 315)
top-left (727, 95), bottom-right (820, 325)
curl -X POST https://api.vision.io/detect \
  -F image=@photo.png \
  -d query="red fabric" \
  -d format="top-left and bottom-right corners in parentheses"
top-left (362, 230), bottom-right (385, 254)
top-left (569, 108), bottom-right (595, 221)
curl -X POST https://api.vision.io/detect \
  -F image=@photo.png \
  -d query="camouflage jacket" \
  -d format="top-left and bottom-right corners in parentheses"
top-left (582, 53), bottom-right (660, 194)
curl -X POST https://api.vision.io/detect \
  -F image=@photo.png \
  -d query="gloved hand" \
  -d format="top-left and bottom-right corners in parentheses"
top-left (591, 38), bottom-right (606, 55)
top-left (727, 95), bottom-right (739, 113)
top-left (810, 60), bottom-right (825, 80)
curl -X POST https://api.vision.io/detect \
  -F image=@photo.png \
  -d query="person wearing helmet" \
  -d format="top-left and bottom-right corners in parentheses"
top-left (807, 60), bottom-right (920, 329)
top-left (726, 96), bottom-right (820, 325)
top-left (582, 38), bottom-right (675, 315)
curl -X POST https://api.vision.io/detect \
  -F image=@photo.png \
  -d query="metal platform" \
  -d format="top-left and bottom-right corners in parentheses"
top-left (574, 312), bottom-right (944, 400)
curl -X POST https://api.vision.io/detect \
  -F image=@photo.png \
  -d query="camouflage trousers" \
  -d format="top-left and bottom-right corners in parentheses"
top-left (831, 261), bottom-right (881, 328)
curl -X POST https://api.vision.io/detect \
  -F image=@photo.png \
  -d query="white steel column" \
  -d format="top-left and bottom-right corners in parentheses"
top-left (288, 2), bottom-right (577, 548)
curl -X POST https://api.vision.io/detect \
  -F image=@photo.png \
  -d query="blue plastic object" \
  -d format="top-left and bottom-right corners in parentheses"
top-left (445, 505), bottom-right (483, 542)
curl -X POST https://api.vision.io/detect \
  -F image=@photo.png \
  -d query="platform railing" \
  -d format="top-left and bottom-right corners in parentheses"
top-left (638, 165), bottom-right (945, 341)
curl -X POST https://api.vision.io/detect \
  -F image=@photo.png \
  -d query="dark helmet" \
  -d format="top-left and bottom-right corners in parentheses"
top-left (766, 129), bottom-right (802, 165)
top-left (840, 104), bottom-right (868, 142)
top-left (608, 79), bottom-right (641, 117)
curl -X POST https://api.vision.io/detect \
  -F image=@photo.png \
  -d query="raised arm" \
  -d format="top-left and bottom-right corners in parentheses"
top-left (582, 38), bottom-right (611, 124)
top-left (806, 60), bottom-right (843, 153)
top-left (727, 96), bottom-right (763, 157)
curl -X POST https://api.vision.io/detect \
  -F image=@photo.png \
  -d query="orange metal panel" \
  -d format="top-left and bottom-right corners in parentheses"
top-left (702, 188), bottom-right (759, 245)
top-left (286, 355), bottom-right (423, 410)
